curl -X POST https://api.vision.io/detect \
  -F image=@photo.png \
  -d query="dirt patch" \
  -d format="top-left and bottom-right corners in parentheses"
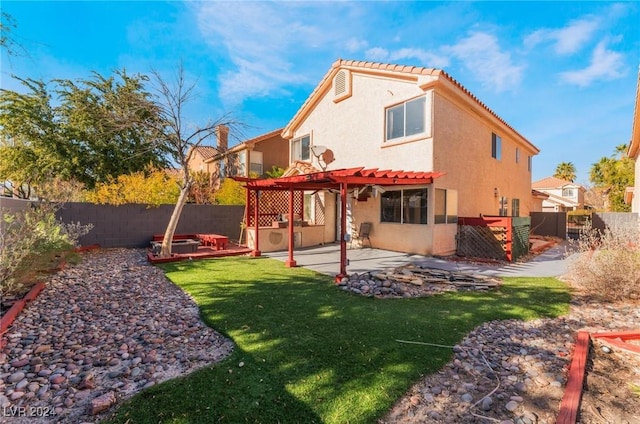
top-left (578, 338), bottom-right (640, 423)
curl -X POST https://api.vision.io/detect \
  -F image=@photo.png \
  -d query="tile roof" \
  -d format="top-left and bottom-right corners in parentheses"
top-left (204, 128), bottom-right (285, 162)
top-left (532, 176), bottom-right (577, 189)
top-left (193, 146), bottom-right (219, 161)
top-left (282, 59), bottom-right (538, 153)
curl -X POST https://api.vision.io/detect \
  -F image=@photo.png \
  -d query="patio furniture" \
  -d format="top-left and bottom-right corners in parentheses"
top-left (197, 234), bottom-right (229, 250)
top-left (355, 222), bottom-right (372, 248)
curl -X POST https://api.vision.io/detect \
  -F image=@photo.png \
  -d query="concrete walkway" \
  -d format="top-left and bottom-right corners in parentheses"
top-left (265, 241), bottom-right (574, 278)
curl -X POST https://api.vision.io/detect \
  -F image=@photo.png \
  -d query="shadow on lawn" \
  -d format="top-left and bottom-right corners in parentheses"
top-left (107, 256), bottom-right (571, 424)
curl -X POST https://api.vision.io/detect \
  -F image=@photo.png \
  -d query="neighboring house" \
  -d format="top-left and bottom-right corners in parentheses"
top-left (275, 59), bottom-right (540, 256)
top-left (205, 127), bottom-right (288, 178)
top-left (625, 70), bottom-right (639, 213)
top-left (532, 176), bottom-right (587, 212)
top-left (188, 146), bottom-right (219, 175)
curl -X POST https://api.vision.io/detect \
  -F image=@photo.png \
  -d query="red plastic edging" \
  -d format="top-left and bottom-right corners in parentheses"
top-left (556, 329), bottom-right (640, 423)
top-left (557, 331), bottom-right (590, 424)
top-left (73, 244), bottom-right (100, 252)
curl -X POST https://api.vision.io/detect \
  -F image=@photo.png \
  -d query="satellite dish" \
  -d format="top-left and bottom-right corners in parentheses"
top-left (321, 149), bottom-right (335, 165)
top-left (310, 145), bottom-right (335, 171)
top-left (310, 145), bottom-right (327, 157)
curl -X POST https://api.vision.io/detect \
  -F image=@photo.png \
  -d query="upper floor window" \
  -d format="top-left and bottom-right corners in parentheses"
top-left (515, 147), bottom-right (520, 163)
top-left (386, 96), bottom-right (426, 141)
top-left (562, 188), bottom-right (575, 197)
top-left (381, 188), bottom-right (428, 224)
top-left (528, 155), bottom-right (532, 172)
top-left (249, 151), bottom-right (263, 176)
top-left (491, 133), bottom-right (502, 160)
top-left (292, 135), bottom-right (310, 161)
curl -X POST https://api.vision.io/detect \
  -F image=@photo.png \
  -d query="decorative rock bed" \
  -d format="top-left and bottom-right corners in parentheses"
top-left (337, 265), bottom-right (501, 298)
top-left (0, 249), bottom-right (233, 423)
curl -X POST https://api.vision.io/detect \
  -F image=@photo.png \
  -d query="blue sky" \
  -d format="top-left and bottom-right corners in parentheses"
top-left (1, 1), bottom-right (639, 184)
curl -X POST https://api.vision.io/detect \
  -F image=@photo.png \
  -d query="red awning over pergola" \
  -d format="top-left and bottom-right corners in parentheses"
top-left (234, 167), bottom-right (444, 280)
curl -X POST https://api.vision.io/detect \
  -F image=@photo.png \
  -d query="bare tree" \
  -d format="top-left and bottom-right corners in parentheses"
top-left (150, 66), bottom-right (244, 257)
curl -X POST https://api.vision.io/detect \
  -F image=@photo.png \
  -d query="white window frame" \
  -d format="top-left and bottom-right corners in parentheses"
top-left (380, 188), bottom-right (428, 225)
top-left (385, 96), bottom-right (426, 142)
top-left (434, 189), bottom-right (458, 224)
top-left (291, 135), bottom-right (311, 161)
top-left (492, 133), bottom-right (502, 160)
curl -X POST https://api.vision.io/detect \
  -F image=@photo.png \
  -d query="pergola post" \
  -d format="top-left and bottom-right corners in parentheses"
top-left (336, 181), bottom-right (348, 282)
top-left (251, 189), bottom-right (261, 257)
top-left (285, 189), bottom-right (297, 267)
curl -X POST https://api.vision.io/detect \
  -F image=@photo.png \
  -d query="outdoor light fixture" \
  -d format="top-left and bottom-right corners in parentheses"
top-left (494, 187), bottom-right (499, 197)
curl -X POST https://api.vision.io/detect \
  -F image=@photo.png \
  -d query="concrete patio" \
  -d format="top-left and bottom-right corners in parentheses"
top-left (265, 241), bottom-right (573, 278)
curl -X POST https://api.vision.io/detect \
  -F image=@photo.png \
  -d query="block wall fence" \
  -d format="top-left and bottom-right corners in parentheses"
top-left (0, 198), bottom-right (245, 248)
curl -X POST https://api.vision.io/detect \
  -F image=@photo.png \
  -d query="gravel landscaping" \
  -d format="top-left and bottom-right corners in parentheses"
top-left (2, 247), bottom-right (638, 423)
top-left (0, 249), bottom-right (233, 423)
top-left (380, 296), bottom-right (640, 424)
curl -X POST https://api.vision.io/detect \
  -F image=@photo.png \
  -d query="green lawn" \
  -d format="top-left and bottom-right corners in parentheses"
top-left (106, 256), bottom-right (570, 424)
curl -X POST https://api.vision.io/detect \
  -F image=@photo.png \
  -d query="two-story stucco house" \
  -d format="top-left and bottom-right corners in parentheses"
top-left (270, 59), bottom-right (540, 256)
top-left (206, 128), bottom-right (288, 178)
top-left (532, 177), bottom-right (587, 212)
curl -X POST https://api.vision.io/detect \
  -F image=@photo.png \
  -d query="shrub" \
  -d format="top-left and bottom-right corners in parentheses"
top-left (567, 221), bottom-right (640, 301)
top-left (0, 202), bottom-right (93, 296)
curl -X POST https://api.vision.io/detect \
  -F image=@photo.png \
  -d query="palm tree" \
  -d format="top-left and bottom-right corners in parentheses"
top-left (554, 162), bottom-right (577, 182)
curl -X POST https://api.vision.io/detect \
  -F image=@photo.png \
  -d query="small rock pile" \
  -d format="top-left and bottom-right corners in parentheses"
top-left (337, 265), bottom-right (500, 298)
top-left (0, 249), bottom-right (233, 423)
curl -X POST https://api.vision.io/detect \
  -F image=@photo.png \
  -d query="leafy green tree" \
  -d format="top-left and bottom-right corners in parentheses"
top-left (0, 71), bottom-right (168, 197)
top-left (265, 165), bottom-right (285, 178)
top-left (553, 162), bottom-right (577, 182)
top-left (590, 144), bottom-right (634, 212)
top-left (55, 70), bottom-right (168, 188)
top-left (0, 78), bottom-right (64, 198)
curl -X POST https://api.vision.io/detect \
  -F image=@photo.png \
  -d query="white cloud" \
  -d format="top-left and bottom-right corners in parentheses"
top-left (192, 2), bottom-right (364, 105)
top-left (345, 38), bottom-right (368, 53)
top-left (365, 47), bottom-right (389, 61)
top-left (525, 17), bottom-right (600, 55)
top-left (445, 32), bottom-right (524, 91)
top-left (559, 40), bottom-right (625, 86)
top-left (389, 48), bottom-right (450, 69)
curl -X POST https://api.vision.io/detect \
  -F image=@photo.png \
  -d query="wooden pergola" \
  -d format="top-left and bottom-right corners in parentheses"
top-left (234, 167), bottom-right (444, 280)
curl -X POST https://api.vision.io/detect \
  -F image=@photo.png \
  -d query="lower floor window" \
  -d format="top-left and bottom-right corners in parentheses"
top-left (434, 188), bottom-right (458, 224)
top-left (381, 188), bottom-right (427, 224)
top-left (499, 196), bottom-right (509, 216)
top-left (512, 198), bottom-right (520, 217)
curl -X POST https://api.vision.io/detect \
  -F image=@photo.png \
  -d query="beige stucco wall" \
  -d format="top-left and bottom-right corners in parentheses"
top-left (188, 153), bottom-right (217, 174)
top-left (246, 225), bottom-right (325, 252)
top-left (432, 90), bottom-right (537, 217)
top-left (287, 69), bottom-right (537, 256)
top-left (251, 135), bottom-right (289, 175)
top-left (292, 73), bottom-right (435, 172)
top-left (633, 155), bottom-right (640, 213)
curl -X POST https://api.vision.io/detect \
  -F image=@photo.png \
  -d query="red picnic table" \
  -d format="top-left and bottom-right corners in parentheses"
top-left (196, 234), bottom-right (229, 250)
